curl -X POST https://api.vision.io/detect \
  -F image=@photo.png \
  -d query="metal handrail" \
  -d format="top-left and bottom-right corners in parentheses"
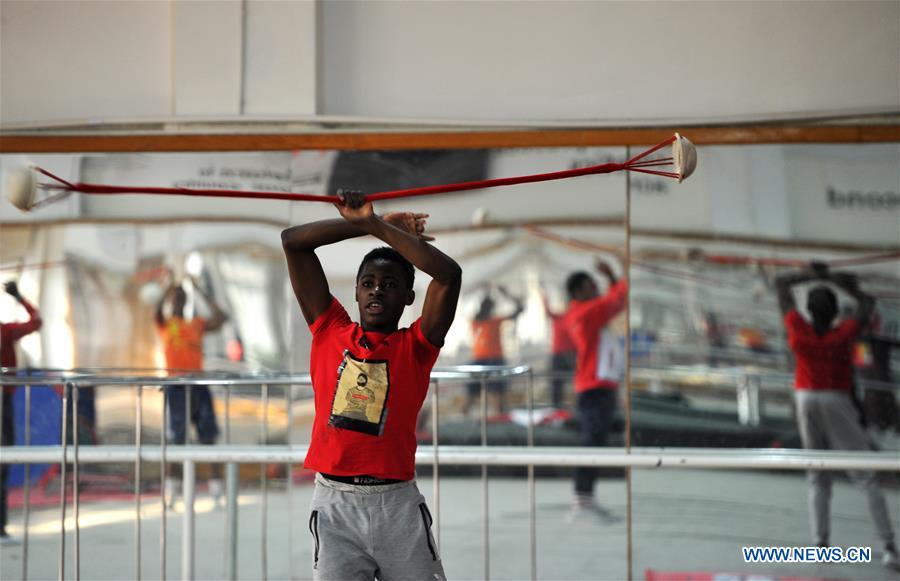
top-left (5, 363), bottom-right (895, 391)
top-left (0, 365), bottom-right (897, 581)
top-left (0, 364), bottom-right (532, 386)
top-left (631, 364), bottom-right (900, 393)
top-left (0, 365), bottom-right (535, 581)
top-left (2, 444), bottom-right (898, 472)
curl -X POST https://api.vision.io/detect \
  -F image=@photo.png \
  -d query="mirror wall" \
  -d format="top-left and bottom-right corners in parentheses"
top-left (1, 139), bottom-right (897, 579)
top-left (629, 143), bottom-right (900, 580)
top-left (1, 145), bottom-right (629, 580)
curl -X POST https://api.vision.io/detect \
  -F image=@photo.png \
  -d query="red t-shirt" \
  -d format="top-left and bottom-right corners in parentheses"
top-left (784, 309), bottom-right (860, 391)
top-left (305, 297), bottom-right (440, 480)
top-left (549, 309), bottom-right (576, 355)
top-left (565, 280), bottom-right (628, 393)
top-left (157, 317), bottom-right (206, 373)
top-left (471, 318), bottom-right (504, 360)
top-left (1, 298), bottom-right (42, 392)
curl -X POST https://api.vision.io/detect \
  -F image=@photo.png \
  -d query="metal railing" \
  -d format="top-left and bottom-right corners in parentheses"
top-left (631, 363), bottom-right (899, 426)
top-left (1, 366), bottom-right (898, 581)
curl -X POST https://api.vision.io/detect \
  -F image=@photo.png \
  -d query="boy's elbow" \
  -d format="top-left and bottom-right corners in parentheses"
top-left (443, 261), bottom-right (463, 285)
top-left (281, 228), bottom-right (297, 249)
top-left (281, 226), bottom-right (310, 251)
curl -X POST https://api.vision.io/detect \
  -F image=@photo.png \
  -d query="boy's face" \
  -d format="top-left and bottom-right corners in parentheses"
top-left (355, 258), bottom-right (414, 331)
top-left (574, 279), bottom-right (599, 302)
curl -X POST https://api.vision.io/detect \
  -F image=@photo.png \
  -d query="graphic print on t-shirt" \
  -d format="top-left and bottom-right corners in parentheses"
top-left (329, 351), bottom-right (390, 436)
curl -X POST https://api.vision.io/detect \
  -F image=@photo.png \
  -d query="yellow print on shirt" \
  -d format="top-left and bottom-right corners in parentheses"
top-left (165, 319), bottom-right (201, 350)
top-left (330, 353), bottom-right (389, 435)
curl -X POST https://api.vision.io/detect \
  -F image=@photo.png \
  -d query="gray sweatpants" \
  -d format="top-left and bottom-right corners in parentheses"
top-left (795, 390), bottom-right (896, 547)
top-left (308, 474), bottom-right (446, 581)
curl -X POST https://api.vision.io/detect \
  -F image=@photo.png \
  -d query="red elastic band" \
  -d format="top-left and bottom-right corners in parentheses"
top-left (34, 135), bottom-right (683, 204)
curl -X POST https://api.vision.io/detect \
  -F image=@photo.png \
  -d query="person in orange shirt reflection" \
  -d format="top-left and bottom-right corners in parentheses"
top-left (156, 276), bottom-right (227, 507)
top-left (462, 286), bottom-right (523, 417)
top-left (738, 327), bottom-right (770, 353)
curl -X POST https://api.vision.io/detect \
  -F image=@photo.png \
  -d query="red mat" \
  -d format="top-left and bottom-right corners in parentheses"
top-left (646, 570), bottom-right (845, 581)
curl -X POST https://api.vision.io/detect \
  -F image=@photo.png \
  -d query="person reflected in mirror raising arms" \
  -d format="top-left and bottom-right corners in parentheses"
top-left (156, 274), bottom-right (228, 508)
top-left (463, 285), bottom-right (524, 417)
top-left (776, 262), bottom-right (898, 571)
top-left (564, 258), bottom-right (627, 523)
top-left (0, 281), bottom-right (42, 545)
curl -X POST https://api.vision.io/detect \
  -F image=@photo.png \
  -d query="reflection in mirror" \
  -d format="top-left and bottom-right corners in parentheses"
top-left (630, 143), bottom-right (899, 449)
top-left (1, 146), bottom-right (629, 579)
top-left (629, 143), bottom-right (900, 579)
top-left (632, 467), bottom-right (900, 580)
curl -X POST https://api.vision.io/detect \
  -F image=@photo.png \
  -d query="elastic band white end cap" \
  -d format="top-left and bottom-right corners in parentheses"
top-left (4, 165), bottom-right (37, 211)
top-left (673, 133), bottom-right (697, 183)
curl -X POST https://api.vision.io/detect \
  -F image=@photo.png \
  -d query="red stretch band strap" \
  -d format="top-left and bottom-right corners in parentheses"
top-left (367, 162), bottom-right (625, 202)
top-left (35, 135), bottom-right (682, 204)
top-left (40, 161), bottom-right (628, 204)
top-left (625, 135), bottom-right (676, 165)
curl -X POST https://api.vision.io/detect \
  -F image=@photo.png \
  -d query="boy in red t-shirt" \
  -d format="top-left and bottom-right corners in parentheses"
top-left (776, 263), bottom-right (898, 571)
top-left (282, 190), bottom-right (461, 580)
top-left (563, 259), bottom-right (627, 521)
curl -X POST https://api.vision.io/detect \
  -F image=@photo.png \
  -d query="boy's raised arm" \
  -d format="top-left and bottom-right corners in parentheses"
top-left (282, 219), bottom-right (365, 325)
top-left (498, 286), bottom-right (525, 321)
top-left (190, 276), bottom-right (229, 332)
top-left (830, 272), bottom-right (875, 327)
top-left (775, 269), bottom-right (816, 315)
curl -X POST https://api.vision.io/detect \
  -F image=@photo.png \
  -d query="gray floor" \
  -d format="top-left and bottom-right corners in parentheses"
top-left (1, 469), bottom-right (898, 580)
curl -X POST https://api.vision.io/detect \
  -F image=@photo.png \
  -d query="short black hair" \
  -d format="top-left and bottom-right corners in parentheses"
top-left (357, 247), bottom-right (415, 290)
top-left (807, 285), bottom-right (838, 321)
top-left (566, 271), bottom-right (593, 300)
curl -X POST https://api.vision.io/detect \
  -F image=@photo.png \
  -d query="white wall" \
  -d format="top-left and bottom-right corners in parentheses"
top-left (1, 0), bottom-right (317, 125)
top-left (630, 143), bottom-right (900, 245)
top-left (243, 0), bottom-right (317, 115)
top-left (1, 1), bottom-right (172, 123)
top-left (320, 0), bottom-right (899, 121)
top-left (173, 1), bottom-right (243, 115)
top-left (2, 1), bottom-right (897, 125)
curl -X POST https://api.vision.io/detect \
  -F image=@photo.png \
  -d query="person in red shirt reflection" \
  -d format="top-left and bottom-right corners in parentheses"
top-left (282, 190), bottom-right (460, 581)
top-left (462, 286), bottom-right (524, 417)
top-left (563, 259), bottom-right (627, 522)
top-left (541, 286), bottom-right (576, 409)
top-left (1, 281), bottom-right (42, 544)
top-left (776, 262), bottom-right (898, 571)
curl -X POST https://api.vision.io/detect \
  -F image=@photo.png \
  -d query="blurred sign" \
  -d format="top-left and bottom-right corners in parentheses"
top-left (785, 144), bottom-right (900, 245)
